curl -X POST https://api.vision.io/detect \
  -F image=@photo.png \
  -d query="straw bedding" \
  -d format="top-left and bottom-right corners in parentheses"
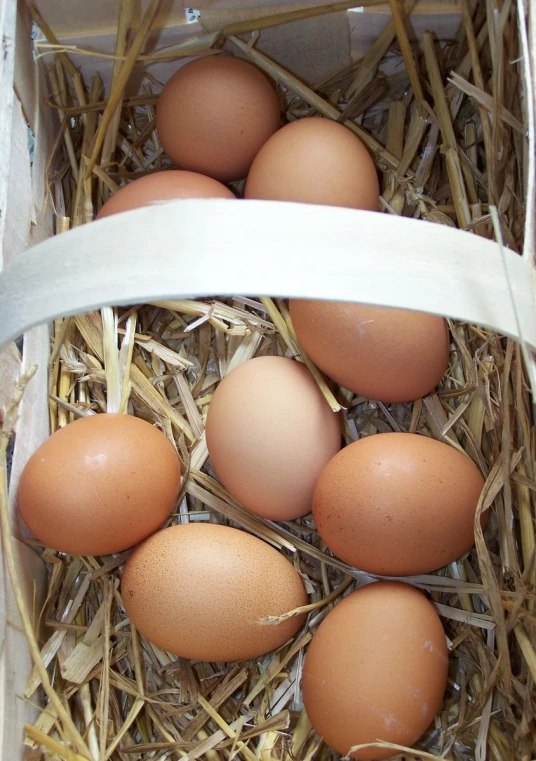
top-left (1, 2), bottom-right (534, 760)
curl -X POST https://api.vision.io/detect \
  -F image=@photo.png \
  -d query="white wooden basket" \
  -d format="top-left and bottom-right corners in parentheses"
top-left (0, 1), bottom-right (535, 758)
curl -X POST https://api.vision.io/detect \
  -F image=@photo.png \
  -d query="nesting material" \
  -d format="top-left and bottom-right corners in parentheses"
top-left (1, 2), bottom-right (534, 761)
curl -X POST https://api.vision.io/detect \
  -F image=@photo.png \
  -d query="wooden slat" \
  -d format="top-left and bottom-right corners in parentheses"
top-left (0, 0), bottom-right (18, 273)
top-left (33, 0), bottom-right (463, 40)
top-left (0, 199), bottom-right (534, 353)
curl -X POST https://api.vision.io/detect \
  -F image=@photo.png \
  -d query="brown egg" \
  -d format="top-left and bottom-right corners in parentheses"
top-left (245, 117), bottom-right (379, 209)
top-left (156, 56), bottom-right (281, 182)
top-left (18, 414), bottom-right (181, 556)
top-left (97, 170), bottom-right (234, 218)
top-left (313, 432), bottom-right (486, 576)
top-left (205, 356), bottom-right (341, 521)
top-left (121, 523), bottom-right (307, 661)
top-left (302, 581), bottom-right (448, 760)
top-left (290, 300), bottom-right (450, 402)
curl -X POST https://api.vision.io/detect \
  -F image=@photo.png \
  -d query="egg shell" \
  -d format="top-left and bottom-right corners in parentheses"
top-left (302, 581), bottom-right (448, 760)
top-left (97, 170), bottom-right (234, 218)
top-left (205, 356), bottom-right (341, 520)
top-left (289, 300), bottom-right (450, 403)
top-left (156, 56), bottom-right (281, 182)
top-left (313, 432), bottom-right (486, 576)
top-left (245, 117), bottom-right (379, 210)
top-left (17, 414), bottom-right (181, 556)
top-left (121, 522), bottom-right (307, 662)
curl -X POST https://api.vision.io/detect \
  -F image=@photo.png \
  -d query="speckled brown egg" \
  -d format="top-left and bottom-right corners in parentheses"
top-left (156, 56), bottom-right (281, 182)
top-left (205, 356), bottom-right (341, 521)
top-left (313, 432), bottom-right (486, 576)
top-left (18, 414), bottom-right (181, 556)
top-left (289, 300), bottom-right (450, 403)
top-left (245, 117), bottom-right (379, 209)
top-left (97, 170), bottom-right (234, 218)
top-left (121, 523), bottom-right (307, 662)
top-left (302, 581), bottom-right (448, 760)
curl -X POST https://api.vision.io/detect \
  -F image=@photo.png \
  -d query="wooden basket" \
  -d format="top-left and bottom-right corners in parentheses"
top-left (0, 1), bottom-right (535, 759)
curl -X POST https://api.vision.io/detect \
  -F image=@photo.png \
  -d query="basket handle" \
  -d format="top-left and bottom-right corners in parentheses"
top-left (0, 199), bottom-right (534, 351)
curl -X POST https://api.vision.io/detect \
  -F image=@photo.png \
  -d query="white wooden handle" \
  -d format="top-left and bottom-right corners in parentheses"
top-left (0, 199), bottom-right (534, 350)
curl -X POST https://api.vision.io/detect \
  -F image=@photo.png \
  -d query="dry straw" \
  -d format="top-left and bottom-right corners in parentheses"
top-left (3, 1), bottom-right (534, 760)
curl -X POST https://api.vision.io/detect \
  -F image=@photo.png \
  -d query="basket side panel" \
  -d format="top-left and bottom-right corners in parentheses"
top-left (33, 3), bottom-right (464, 95)
top-left (8, 0), bottom-right (55, 500)
top-left (0, 0), bottom-right (18, 273)
top-left (0, 3), bottom-right (52, 758)
top-left (525, 0), bottom-right (536, 260)
top-left (31, 0), bottom-right (463, 36)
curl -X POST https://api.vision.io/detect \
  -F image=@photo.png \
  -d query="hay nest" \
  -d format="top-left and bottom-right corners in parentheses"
top-left (1, 2), bottom-right (534, 760)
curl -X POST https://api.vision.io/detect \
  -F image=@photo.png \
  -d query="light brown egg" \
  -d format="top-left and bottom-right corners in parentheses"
top-left (290, 300), bottom-right (450, 403)
top-left (121, 523), bottom-right (307, 662)
top-left (302, 581), bottom-right (448, 760)
top-left (313, 432), bottom-right (486, 576)
top-left (18, 414), bottom-right (181, 556)
top-left (156, 56), bottom-right (281, 182)
top-left (205, 356), bottom-right (341, 521)
top-left (97, 170), bottom-right (234, 218)
top-left (245, 117), bottom-right (379, 209)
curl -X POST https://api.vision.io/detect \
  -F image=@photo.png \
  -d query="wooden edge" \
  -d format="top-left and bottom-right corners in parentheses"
top-left (523, 0), bottom-right (536, 262)
top-left (31, 0), bottom-right (461, 39)
top-left (0, 343), bottom-right (21, 420)
top-left (0, 200), bottom-right (534, 351)
top-left (0, 7), bottom-right (53, 758)
top-left (0, 0), bottom-right (18, 273)
top-left (0, 533), bottom-right (46, 761)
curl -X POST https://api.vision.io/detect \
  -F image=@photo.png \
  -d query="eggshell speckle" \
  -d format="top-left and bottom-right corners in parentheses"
top-left (290, 300), bottom-right (450, 402)
top-left (205, 356), bottom-right (341, 520)
top-left (121, 523), bottom-right (307, 662)
top-left (97, 170), bottom-right (234, 218)
top-left (245, 117), bottom-right (379, 209)
top-left (313, 432), bottom-right (486, 576)
top-left (18, 414), bottom-right (181, 556)
top-left (156, 56), bottom-right (281, 182)
top-left (302, 581), bottom-right (448, 760)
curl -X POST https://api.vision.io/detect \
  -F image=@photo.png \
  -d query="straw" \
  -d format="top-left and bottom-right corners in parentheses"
top-left (221, 0), bottom-right (387, 37)
top-left (422, 32), bottom-right (471, 229)
top-left (100, 0), bottom-right (135, 177)
top-left (85, 0), bottom-right (165, 179)
top-left (1, 369), bottom-right (92, 759)
top-left (11, 2), bottom-right (534, 759)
